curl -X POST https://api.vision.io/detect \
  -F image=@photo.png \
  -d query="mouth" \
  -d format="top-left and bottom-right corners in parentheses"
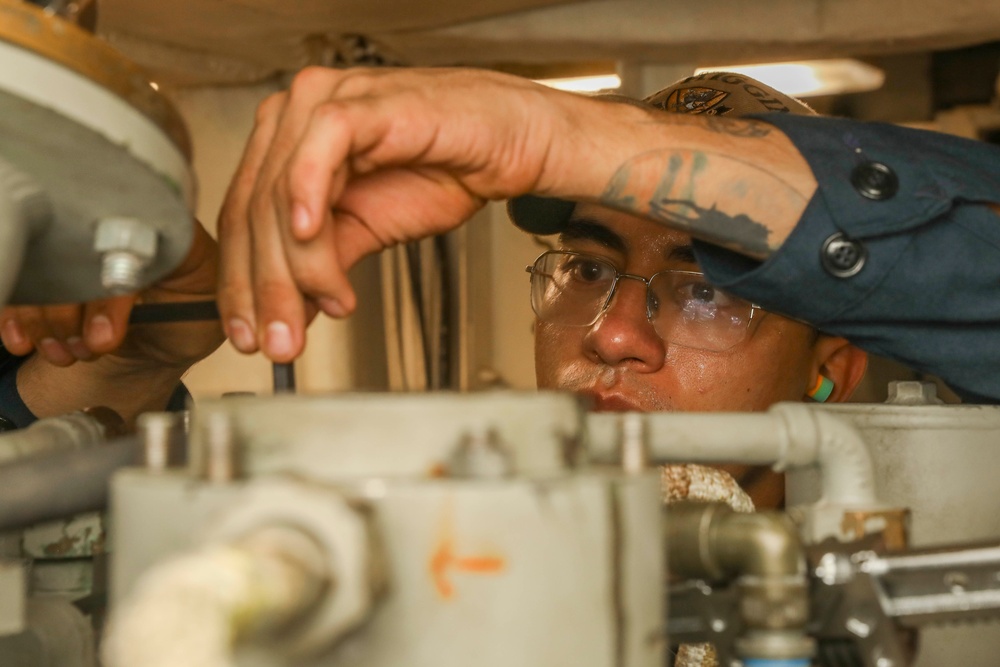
top-left (578, 391), bottom-right (646, 413)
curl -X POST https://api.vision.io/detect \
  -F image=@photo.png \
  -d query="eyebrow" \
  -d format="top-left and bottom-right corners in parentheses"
top-left (561, 218), bottom-right (699, 265)
top-left (560, 219), bottom-right (627, 254)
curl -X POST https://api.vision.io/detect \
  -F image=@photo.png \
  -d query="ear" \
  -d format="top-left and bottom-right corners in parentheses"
top-left (809, 335), bottom-right (868, 403)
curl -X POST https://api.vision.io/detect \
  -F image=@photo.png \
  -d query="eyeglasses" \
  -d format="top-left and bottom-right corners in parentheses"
top-left (525, 250), bottom-right (762, 352)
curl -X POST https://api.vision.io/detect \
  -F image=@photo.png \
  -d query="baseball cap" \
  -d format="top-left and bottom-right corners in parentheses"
top-left (507, 71), bottom-right (816, 235)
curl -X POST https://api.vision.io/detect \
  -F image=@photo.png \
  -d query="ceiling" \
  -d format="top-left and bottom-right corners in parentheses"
top-left (96, 0), bottom-right (1000, 91)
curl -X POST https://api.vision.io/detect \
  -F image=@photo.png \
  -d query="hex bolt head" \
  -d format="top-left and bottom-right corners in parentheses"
top-left (202, 411), bottom-right (241, 483)
top-left (137, 411), bottom-right (180, 472)
top-left (93, 218), bottom-right (158, 294)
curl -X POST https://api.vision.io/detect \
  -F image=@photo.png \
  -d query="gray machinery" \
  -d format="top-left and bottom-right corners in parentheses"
top-left (3, 390), bottom-right (1000, 667)
top-left (2, 3), bottom-right (1000, 667)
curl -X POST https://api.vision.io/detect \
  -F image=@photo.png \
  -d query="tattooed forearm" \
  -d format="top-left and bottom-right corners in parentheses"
top-left (648, 199), bottom-right (771, 257)
top-left (599, 147), bottom-right (809, 259)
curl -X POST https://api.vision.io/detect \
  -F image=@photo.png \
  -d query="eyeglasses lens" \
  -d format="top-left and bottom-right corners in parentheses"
top-left (529, 251), bottom-right (754, 351)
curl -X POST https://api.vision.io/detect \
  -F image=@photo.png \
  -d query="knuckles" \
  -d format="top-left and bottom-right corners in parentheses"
top-left (254, 91), bottom-right (287, 127)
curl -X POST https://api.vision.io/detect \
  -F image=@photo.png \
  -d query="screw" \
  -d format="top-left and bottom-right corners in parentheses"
top-left (815, 552), bottom-right (854, 585)
top-left (846, 616), bottom-right (872, 638)
top-left (93, 218), bottom-right (158, 294)
top-left (448, 425), bottom-right (511, 478)
top-left (202, 411), bottom-right (240, 483)
top-left (619, 412), bottom-right (648, 474)
top-left (137, 412), bottom-right (180, 472)
top-left (944, 571), bottom-right (969, 594)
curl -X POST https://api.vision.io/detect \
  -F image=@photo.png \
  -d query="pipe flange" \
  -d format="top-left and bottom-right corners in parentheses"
top-left (204, 477), bottom-right (378, 657)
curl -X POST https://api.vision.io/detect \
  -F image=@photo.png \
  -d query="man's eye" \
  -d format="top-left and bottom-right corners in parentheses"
top-left (690, 282), bottom-right (715, 303)
top-left (680, 280), bottom-right (735, 307)
top-left (565, 259), bottom-right (614, 283)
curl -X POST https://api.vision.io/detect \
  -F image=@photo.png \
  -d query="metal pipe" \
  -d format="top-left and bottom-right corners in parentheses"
top-left (0, 408), bottom-right (123, 466)
top-left (0, 435), bottom-right (139, 531)
top-left (666, 502), bottom-right (814, 663)
top-left (667, 502), bottom-right (805, 581)
top-left (588, 402), bottom-right (882, 540)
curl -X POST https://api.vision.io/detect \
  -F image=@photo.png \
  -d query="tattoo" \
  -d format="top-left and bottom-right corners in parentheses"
top-left (648, 199), bottom-right (771, 257)
top-left (600, 148), bottom-right (792, 258)
top-left (602, 165), bottom-right (638, 210)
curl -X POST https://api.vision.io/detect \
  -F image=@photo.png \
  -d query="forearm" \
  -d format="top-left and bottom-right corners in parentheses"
top-left (17, 354), bottom-right (188, 428)
top-left (544, 96), bottom-right (817, 259)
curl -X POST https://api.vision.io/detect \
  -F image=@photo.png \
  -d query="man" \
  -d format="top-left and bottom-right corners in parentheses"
top-left (1, 68), bottom-right (997, 437)
top-left (209, 66), bottom-right (999, 404)
top-left (0, 73), bottom-right (878, 509)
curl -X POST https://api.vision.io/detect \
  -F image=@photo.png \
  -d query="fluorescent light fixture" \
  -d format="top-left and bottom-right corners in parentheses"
top-left (694, 59), bottom-right (884, 97)
top-left (536, 74), bottom-right (622, 93)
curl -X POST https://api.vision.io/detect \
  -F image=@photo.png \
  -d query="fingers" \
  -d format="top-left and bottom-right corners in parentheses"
top-left (220, 69), bottom-right (364, 361)
top-left (276, 103), bottom-right (364, 315)
top-left (218, 91), bottom-right (286, 355)
top-left (247, 191), bottom-right (310, 362)
top-left (0, 296), bottom-right (134, 366)
top-left (219, 87), bottom-right (314, 361)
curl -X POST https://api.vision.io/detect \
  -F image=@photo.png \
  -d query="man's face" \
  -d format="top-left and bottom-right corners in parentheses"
top-left (533, 203), bottom-right (822, 412)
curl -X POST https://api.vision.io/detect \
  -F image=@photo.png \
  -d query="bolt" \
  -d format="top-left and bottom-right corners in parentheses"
top-left (944, 571), bottom-right (969, 594)
top-left (93, 218), bottom-right (158, 294)
top-left (448, 425), bottom-right (511, 478)
top-left (886, 380), bottom-right (942, 405)
top-left (815, 551), bottom-right (854, 585)
top-left (137, 412), bottom-right (180, 472)
top-left (202, 411), bottom-right (241, 483)
top-left (710, 617), bottom-right (727, 633)
top-left (846, 616), bottom-right (872, 638)
top-left (619, 412), bottom-right (648, 474)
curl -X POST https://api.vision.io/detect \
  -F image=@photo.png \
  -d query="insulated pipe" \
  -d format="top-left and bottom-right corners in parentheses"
top-left (587, 402), bottom-right (882, 540)
top-left (0, 157), bottom-right (50, 310)
top-left (0, 435), bottom-right (139, 531)
top-left (102, 525), bottom-right (330, 667)
top-left (0, 407), bottom-right (124, 466)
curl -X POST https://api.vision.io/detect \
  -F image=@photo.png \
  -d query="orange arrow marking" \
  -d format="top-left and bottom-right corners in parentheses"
top-left (430, 536), bottom-right (505, 600)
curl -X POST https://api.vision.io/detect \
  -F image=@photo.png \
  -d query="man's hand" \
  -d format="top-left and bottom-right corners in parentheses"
top-left (217, 67), bottom-right (612, 362)
top-left (218, 66), bottom-right (818, 363)
top-left (0, 220), bottom-right (223, 426)
top-left (0, 221), bottom-right (222, 369)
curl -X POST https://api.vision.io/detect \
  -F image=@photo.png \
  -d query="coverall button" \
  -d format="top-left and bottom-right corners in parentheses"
top-left (821, 233), bottom-right (867, 278)
top-left (851, 161), bottom-right (899, 200)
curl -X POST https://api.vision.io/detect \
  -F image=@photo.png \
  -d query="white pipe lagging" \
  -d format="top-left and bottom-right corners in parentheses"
top-left (0, 157), bottom-right (50, 311)
top-left (102, 526), bottom-right (329, 667)
top-left (0, 412), bottom-right (113, 466)
top-left (586, 402), bottom-right (883, 540)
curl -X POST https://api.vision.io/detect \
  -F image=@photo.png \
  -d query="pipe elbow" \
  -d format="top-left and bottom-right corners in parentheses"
top-left (770, 403), bottom-right (878, 508)
top-left (715, 511), bottom-right (805, 579)
top-left (667, 502), bottom-right (804, 581)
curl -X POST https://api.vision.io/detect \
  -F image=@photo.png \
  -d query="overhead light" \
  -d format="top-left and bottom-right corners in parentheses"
top-left (694, 59), bottom-right (884, 97)
top-left (536, 74), bottom-right (622, 94)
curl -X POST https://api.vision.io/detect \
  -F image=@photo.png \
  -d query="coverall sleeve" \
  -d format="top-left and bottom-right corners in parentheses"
top-left (693, 114), bottom-right (1000, 403)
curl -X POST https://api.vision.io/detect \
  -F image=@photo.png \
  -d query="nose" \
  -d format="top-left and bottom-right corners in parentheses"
top-left (583, 277), bottom-right (666, 371)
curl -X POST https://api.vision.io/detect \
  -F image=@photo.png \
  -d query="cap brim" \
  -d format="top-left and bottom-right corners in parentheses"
top-left (507, 195), bottom-right (578, 236)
